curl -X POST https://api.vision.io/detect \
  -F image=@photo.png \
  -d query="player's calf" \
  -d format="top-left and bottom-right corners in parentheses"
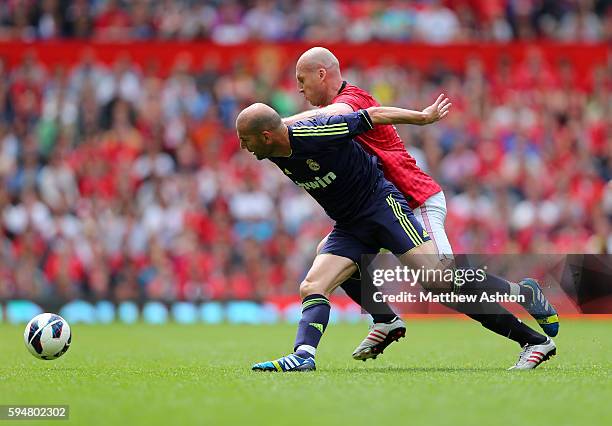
top-left (252, 294), bottom-right (328, 372)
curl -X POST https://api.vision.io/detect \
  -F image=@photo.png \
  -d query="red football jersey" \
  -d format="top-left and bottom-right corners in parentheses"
top-left (331, 82), bottom-right (441, 208)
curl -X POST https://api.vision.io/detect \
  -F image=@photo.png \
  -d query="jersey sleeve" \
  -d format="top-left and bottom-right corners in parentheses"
top-left (289, 110), bottom-right (374, 157)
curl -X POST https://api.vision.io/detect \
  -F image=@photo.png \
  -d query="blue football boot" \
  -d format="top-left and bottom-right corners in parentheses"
top-left (519, 278), bottom-right (559, 337)
top-left (252, 353), bottom-right (316, 372)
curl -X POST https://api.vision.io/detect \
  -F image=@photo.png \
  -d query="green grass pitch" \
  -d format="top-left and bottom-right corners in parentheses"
top-left (1, 319), bottom-right (611, 426)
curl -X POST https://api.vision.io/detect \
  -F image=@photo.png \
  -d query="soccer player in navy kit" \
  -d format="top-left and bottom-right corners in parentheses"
top-left (287, 48), bottom-right (559, 368)
top-left (237, 102), bottom-right (558, 372)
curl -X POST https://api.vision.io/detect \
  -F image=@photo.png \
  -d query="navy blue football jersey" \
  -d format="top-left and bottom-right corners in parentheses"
top-left (270, 110), bottom-right (393, 223)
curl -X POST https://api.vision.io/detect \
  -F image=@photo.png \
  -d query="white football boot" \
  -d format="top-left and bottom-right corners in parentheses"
top-left (352, 317), bottom-right (406, 361)
top-left (508, 338), bottom-right (557, 370)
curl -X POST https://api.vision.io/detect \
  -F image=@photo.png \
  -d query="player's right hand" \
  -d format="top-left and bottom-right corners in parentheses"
top-left (422, 94), bottom-right (451, 124)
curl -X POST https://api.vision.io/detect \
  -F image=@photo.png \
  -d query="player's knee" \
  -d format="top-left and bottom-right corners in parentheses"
top-left (419, 258), bottom-right (456, 292)
top-left (398, 247), bottom-right (439, 289)
top-left (421, 279), bottom-right (451, 293)
top-left (299, 278), bottom-right (323, 298)
top-left (426, 276), bottom-right (455, 292)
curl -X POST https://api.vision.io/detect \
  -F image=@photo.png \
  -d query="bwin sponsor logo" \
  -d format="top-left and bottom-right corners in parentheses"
top-left (295, 172), bottom-right (337, 190)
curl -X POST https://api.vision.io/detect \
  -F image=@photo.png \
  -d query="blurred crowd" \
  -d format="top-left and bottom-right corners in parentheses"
top-left (0, 0), bottom-right (611, 43)
top-left (0, 43), bottom-right (610, 303)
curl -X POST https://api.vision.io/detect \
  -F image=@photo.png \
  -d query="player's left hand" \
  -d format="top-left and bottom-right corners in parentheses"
top-left (422, 94), bottom-right (451, 124)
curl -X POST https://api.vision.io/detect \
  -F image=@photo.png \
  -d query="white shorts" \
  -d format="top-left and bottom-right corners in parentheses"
top-left (413, 191), bottom-right (454, 257)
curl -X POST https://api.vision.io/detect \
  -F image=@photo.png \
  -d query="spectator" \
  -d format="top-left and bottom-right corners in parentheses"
top-left (0, 33), bottom-right (609, 302)
top-left (1, 0), bottom-right (610, 42)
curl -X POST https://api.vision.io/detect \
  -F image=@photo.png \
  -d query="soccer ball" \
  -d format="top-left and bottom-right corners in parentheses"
top-left (23, 313), bottom-right (72, 360)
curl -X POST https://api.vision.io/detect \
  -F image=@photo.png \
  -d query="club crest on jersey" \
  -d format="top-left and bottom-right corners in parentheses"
top-left (306, 159), bottom-right (320, 171)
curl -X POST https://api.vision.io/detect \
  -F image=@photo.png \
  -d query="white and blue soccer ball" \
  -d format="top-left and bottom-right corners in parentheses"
top-left (23, 313), bottom-right (72, 360)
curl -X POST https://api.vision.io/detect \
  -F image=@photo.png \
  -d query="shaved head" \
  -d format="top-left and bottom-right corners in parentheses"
top-left (236, 103), bottom-right (287, 160)
top-left (295, 47), bottom-right (343, 107)
top-left (296, 47), bottom-right (340, 73)
top-left (236, 103), bottom-right (282, 134)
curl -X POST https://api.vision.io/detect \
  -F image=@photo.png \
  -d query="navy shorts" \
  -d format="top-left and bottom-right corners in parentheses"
top-left (320, 188), bottom-right (430, 264)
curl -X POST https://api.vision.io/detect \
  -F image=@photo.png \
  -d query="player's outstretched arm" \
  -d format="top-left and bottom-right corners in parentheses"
top-left (366, 94), bottom-right (451, 126)
top-left (282, 103), bottom-right (354, 125)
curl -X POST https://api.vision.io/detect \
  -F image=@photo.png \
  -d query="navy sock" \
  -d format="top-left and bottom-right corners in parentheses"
top-left (482, 273), bottom-right (511, 293)
top-left (453, 257), bottom-right (515, 297)
top-left (470, 312), bottom-right (548, 346)
top-left (340, 273), bottom-right (397, 323)
top-left (458, 271), bottom-right (534, 303)
top-left (293, 294), bottom-right (331, 358)
top-left (458, 271), bottom-right (510, 295)
top-left (449, 299), bottom-right (547, 346)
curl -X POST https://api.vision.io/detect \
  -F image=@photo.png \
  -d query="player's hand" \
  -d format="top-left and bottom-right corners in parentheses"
top-left (422, 94), bottom-right (451, 124)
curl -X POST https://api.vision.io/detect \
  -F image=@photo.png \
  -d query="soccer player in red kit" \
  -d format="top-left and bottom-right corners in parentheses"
top-left (283, 47), bottom-right (558, 369)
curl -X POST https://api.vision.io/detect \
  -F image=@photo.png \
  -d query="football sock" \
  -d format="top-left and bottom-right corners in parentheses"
top-left (450, 257), bottom-right (533, 303)
top-left (294, 294), bottom-right (331, 358)
top-left (456, 270), bottom-right (533, 304)
top-left (340, 272), bottom-right (397, 324)
top-left (455, 271), bottom-right (508, 295)
top-left (471, 312), bottom-right (548, 346)
top-left (449, 300), bottom-right (547, 346)
top-left (484, 273), bottom-right (534, 304)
